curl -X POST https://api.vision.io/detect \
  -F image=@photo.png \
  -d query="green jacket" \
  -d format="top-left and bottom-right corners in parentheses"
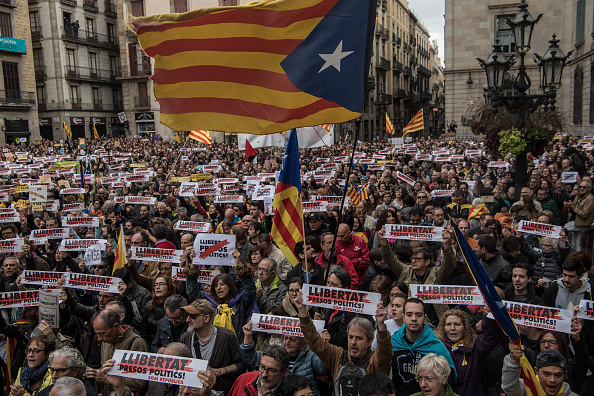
top-left (380, 242), bottom-right (456, 317)
top-left (538, 197), bottom-right (561, 225)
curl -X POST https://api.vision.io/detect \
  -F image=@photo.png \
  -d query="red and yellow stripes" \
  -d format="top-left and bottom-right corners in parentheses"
top-left (131, 0), bottom-right (359, 135)
top-left (402, 109), bottom-right (423, 137)
top-left (189, 130), bottom-right (212, 145)
top-left (386, 113), bottom-right (395, 134)
top-left (271, 183), bottom-right (303, 266)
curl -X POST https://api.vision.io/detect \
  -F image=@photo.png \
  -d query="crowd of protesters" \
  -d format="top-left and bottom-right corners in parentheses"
top-left (0, 133), bottom-right (593, 396)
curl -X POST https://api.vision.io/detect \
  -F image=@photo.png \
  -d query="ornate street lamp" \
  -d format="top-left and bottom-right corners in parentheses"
top-left (505, 0), bottom-right (542, 54)
top-left (477, 41), bottom-right (515, 91)
top-left (534, 34), bottom-right (573, 92)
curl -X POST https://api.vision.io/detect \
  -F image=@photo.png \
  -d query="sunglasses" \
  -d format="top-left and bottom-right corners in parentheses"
top-left (94, 265), bottom-right (108, 269)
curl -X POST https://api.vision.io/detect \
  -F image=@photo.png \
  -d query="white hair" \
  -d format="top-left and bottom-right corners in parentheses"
top-left (417, 353), bottom-right (451, 382)
top-left (52, 377), bottom-right (86, 396)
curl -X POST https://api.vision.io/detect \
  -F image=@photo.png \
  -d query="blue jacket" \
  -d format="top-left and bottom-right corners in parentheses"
top-left (150, 315), bottom-right (188, 352)
top-left (239, 341), bottom-right (329, 396)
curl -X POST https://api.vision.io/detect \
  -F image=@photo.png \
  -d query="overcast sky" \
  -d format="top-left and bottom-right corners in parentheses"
top-left (409, 0), bottom-right (445, 63)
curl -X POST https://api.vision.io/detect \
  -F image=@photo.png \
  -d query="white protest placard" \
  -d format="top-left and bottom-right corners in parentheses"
top-left (108, 349), bottom-right (209, 388)
top-left (131, 247), bottom-right (183, 264)
top-left (396, 171), bottom-right (415, 186)
top-left (21, 270), bottom-right (67, 286)
top-left (196, 186), bottom-right (219, 196)
top-left (488, 161), bottom-right (510, 168)
top-left (312, 195), bottom-right (348, 208)
top-left (410, 285), bottom-right (484, 305)
top-left (430, 190), bottom-right (454, 198)
top-left (488, 301), bottom-right (573, 334)
top-left (385, 224), bottom-right (444, 242)
top-left (577, 300), bottom-right (594, 321)
top-left (179, 182), bottom-right (199, 197)
top-left (214, 178), bottom-right (239, 184)
top-left (562, 172), bottom-right (578, 184)
top-left (30, 228), bottom-right (70, 244)
top-left (65, 273), bottom-right (121, 293)
top-left (125, 196), bottom-right (157, 205)
top-left (39, 289), bottom-right (60, 328)
top-left (215, 195), bottom-right (245, 204)
top-left (59, 188), bottom-right (86, 195)
top-left (59, 239), bottom-right (107, 252)
top-left (303, 201), bottom-right (328, 213)
top-left (124, 174), bottom-right (150, 183)
top-left (0, 238), bottom-right (24, 253)
top-left (0, 290), bottom-right (39, 309)
top-left (518, 220), bottom-right (562, 238)
top-left (252, 185), bottom-right (275, 201)
top-left (174, 221), bottom-right (211, 233)
top-left (84, 244), bottom-right (102, 267)
top-left (62, 216), bottom-right (100, 228)
top-left (172, 267), bottom-right (220, 284)
top-left (251, 313), bottom-right (325, 337)
top-left (0, 209), bottom-right (19, 223)
top-left (301, 283), bottom-right (381, 316)
top-left (29, 185), bottom-right (48, 203)
top-left (193, 233), bottom-right (236, 266)
top-left (62, 202), bottom-right (85, 213)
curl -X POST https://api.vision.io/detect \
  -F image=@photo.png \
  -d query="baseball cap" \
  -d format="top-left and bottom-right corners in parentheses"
top-left (181, 299), bottom-right (214, 317)
top-left (308, 213), bottom-right (323, 221)
top-left (535, 350), bottom-right (566, 369)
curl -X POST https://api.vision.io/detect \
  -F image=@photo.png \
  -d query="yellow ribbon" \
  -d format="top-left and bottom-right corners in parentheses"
top-left (213, 304), bottom-right (236, 336)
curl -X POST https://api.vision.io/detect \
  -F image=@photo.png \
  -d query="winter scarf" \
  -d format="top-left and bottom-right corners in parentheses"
top-left (20, 360), bottom-right (49, 392)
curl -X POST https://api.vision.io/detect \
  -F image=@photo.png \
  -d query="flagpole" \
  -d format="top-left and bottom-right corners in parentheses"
top-left (323, 119), bottom-right (360, 287)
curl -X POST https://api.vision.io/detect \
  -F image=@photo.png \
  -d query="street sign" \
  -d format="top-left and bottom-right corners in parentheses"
top-left (118, 112), bottom-right (127, 123)
top-left (72, 117), bottom-right (83, 125)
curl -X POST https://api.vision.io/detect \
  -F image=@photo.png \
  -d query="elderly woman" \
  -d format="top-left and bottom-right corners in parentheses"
top-left (38, 347), bottom-right (98, 396)
top-left (12, 335), bottom-right (55, 396)
top-left (436, 309), bottom-right (498, 395)
top-left (411, 353), bottom-right (460, 396)
top-left (533, 237), bottom-right (562, 296)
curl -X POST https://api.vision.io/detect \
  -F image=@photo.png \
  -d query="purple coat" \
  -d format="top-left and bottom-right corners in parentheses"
top-left (442, 315), bottom-right (499, 396)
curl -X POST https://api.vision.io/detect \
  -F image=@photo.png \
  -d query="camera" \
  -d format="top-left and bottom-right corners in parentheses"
top-left (104, 218), bottom-right (112, 225)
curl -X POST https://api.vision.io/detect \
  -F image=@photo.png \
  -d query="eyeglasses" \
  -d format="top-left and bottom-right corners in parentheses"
top-left (153, 282), bottom-right (167, 288)
top-left (188, 313), bottom-right (206, 320)
top-left (94, 265), bottom-right (108, 270)
top-left (411, 256), bottom-right (426, 262)
top-left (417, 196), bottom-right (427, 199)
top-left (543, 244), bottom-right (553, 247)
top-left (49, 367), bottom-right (71, 375)
top-left (26, 348), bottom-right (46, 355)
top-left (539, 339), bottom-right (558, 346)
top-left (579, 186), bottom-right (589, 189)
top-left (259, 364), bottom-right (281, 376)
top-left (416, 376), bottom-right (437, 383)
top-left (288, 289), bottom-right (300, 294)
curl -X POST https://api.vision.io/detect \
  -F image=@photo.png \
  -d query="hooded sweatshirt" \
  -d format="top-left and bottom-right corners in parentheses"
top-left (501, 355), bottom-right (578, 396)
top-left (541, 278), bottom-right (592, 309)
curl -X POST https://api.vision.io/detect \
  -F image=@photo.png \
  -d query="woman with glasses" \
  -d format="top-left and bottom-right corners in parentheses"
top-left (139, 275), bottom-right (175, 346)
top-left (11, 335), bottom-right (55, 396)
top-left (411, 353), bottom-right (460, 396)
top-left (436, 309), bottom-right (498, 396)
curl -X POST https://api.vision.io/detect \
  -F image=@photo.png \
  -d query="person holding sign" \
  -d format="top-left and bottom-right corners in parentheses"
top-left (564, 180), bottom-right (594, 250)
top-left (240, 320), bottom-right (329, 396)
top-left (293, 290), bottom-right (393, 389)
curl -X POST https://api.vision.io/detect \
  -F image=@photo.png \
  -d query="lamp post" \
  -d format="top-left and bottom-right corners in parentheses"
top-left (476, 0), bottom-right (571, 198)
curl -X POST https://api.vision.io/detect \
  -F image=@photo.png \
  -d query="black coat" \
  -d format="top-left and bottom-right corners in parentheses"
top-left (286, 262), bottom-right (326, 286)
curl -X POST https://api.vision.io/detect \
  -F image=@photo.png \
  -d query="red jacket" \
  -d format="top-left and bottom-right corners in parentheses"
top-left (315, 251), bottom-right (360, 289)
top-left (155, 240), bottom-right (176, 250)
top-left (229, 371), bottom-right (259, 396)
top-left (335, 234), bottom-right (370, 284)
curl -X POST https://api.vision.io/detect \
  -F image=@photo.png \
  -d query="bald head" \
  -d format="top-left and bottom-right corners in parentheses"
top-left (224, 208), bottom-right (235, 219)
top-left (337, 223), bottom-right (352, 244)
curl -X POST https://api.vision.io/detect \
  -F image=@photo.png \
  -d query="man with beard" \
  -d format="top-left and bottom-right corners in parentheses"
top-left (230, 344), bottom-right (289, 396)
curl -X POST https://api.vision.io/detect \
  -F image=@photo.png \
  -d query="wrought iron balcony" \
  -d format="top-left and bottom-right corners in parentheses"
top-left (375, 56), bottom-right (390, 70)
top-left (64, 66), bottom-right (122, 82)
top-left (0, 91), bottom-right (36, 107)
top-left (62, 28), bottom-right (118, 48)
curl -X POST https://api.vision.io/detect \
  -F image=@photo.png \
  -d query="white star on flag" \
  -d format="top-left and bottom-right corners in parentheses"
top-left (318, 40), bottom-right (354, 73)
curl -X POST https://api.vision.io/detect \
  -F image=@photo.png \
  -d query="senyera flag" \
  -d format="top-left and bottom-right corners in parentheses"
top-left (451, 220), bottom-right (545, 396)
top-left (130, 0), bottom-right (376, 135)
top-left (402, 109), bottom-right (423, 137)
top-left (271, 130), bottom-right (304, 266)
top-left (385, 113), bottom-right (395, 135)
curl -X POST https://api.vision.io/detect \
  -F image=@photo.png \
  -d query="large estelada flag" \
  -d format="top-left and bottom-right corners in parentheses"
top-left (385, 113), bottom-right (395, 134)
top-left (451, 220), bottom-right (545, 396)
top-left (402, 109), bottom-right (423, 137)
top-left (271, 130), bottom-right (304, 266)
top-left (189, 130), bottom-right (213, 145)
top-left (130, 0), bottom-right (376, 135)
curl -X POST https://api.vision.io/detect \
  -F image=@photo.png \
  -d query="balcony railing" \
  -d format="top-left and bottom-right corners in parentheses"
top-left (393, 88), bottom-right (405, 98)
top-left (377, 92), bottom-right (392, 105)
top-left (64, 66), bottom-right (122, 82)
top-left (419, 65), bottom-right (431, 77)
top-left (0, 0), bottom-right (12, 5)
top-left (93, 100), bottom-right (103, 110)
top-left (71, 99), bottom-right (82, 109)
top-left (375, 56), bottom-right (390, 70)
top-left (31, 28), bottom-right (42, 40)
top-left (393, 60), bottom-right (403, 72)
top-left (119, 68), bottom-right (152, 78)
top-left (104, 0), bottom-right (116, 16)
top-left (60, 0), bottom-right (76, 5)
top-left (404, 66), bottom-right (411, 76)
top-left (134, 96), bottom-right (151, 109)
top-left (62, 28), bottom-right (118, 48)
top-left (0, 91), bottom-right (36, 106)
top-left (421, 91), bottom-right (432, 100)
top-left (83, 0), bottom-right (98, 12)
top-left (375, 23), bottom-right (383, 37)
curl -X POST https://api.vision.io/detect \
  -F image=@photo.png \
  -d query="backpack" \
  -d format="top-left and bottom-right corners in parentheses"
top-left (334, 350), bottom-right (369, 396)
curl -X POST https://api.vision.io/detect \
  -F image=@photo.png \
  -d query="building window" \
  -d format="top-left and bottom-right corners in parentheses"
top-left (174, 0), bottom-right (187, 13)
top-left (130, 0), bottom-right (144, 17)
top-left (66, 49), bottom-right (76, 71)
top-left (29, 11), bottom-right (41, 34)
top-left (109, 55), bottom-right (119, 76)
top-left (92, 87), bottom-right (100, 104)
top-left (112, 88), bottom-right (122, 109)
top-left (495, 15), bottom-right (515, 53)
top-left (0, 12), bottom-right (12, 37)
top-left (138, 81), bottom-right (148, 107)
top-left (574, 66), bottom-right (583, 125)
top-left (70, 85), bottom-right (79, 105)
top-left (107, 23), bottom-right (115, 44)
top-left (89, 52), bottom-right (97, 74)
top-left (220, 0), bottom-right (237, 5)
top-left (37, 85), bottom-right (46, 107)
top-left (576, 0), bottom-right (585, 43)
top-left (2, 62), bottom-right (20, 98)
top-left (33, 48), bottom-right (44, 72)
top-left (86, 18), bottom-right (95, 38)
